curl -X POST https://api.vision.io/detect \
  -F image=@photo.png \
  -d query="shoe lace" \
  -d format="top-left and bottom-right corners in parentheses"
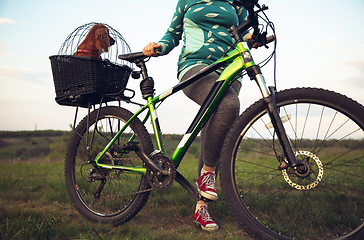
top-left (199, 205), bottom-right (213, 222)
top-left (202, 173), bottom-right (216, 190)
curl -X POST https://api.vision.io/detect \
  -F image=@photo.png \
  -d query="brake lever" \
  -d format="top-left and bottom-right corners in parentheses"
top-left (249, 35), bottom-right (275, 49)
top-left (248, 32), bottom-right (268, 49)
top-left (256, 4), bottom-right (269, 13)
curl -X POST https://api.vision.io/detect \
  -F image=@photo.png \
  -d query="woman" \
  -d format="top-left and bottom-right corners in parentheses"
top-left (143, 0), bottom-right (251, 232)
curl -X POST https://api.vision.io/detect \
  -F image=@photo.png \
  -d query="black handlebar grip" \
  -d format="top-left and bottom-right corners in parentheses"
top-left (248, 35), bottom-right (275, 49)
top-left (266, 35), bottom-right (275, 44)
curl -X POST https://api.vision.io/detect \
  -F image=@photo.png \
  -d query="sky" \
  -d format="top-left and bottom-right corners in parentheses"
top-left (1, 0), bottom-right (364, 134)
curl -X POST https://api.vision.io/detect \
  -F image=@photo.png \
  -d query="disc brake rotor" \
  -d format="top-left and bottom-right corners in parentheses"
top-left (282, 150), bottom-right (324, 190)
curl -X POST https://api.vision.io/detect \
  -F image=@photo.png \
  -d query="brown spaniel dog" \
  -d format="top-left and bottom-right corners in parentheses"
top-left (74, 24), bottom-right (115, 59)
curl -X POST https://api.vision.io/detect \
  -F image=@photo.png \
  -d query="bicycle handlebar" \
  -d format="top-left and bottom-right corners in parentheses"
top-left (248, 35), bottom-right (275, 49)
top-left (228, 1), bottom-right (270, 43)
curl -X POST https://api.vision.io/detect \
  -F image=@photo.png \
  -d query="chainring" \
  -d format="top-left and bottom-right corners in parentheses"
top-left (146, 154), bottom-right (175, 191)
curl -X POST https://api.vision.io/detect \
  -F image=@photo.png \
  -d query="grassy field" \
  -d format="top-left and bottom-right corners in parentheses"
top-left (4, 131), bottom-right (362, 239)
top-left (0, 131), bottom-right (252, 240)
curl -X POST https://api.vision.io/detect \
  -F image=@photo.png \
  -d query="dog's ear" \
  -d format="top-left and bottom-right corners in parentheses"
top-left (95, 26), bottom-right (110, 53)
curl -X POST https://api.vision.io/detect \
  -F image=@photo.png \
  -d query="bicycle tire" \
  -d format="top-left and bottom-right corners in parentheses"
top-left (220, 88), bottom-right (364, 240)
top-left (65, 106), bottom-right (154, 224)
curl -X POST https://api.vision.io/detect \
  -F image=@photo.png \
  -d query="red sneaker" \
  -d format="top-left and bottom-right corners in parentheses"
top-left (196, 172), bottom-right (218, 201)
top-left (194, 204), bottom-right (219, 232)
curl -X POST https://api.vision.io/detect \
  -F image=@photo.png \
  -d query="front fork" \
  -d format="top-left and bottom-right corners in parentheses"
top-left (247, 65), bottom-right (300, 169)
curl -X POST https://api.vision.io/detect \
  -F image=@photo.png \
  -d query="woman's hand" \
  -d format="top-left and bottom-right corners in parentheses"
top-left (244, 33), bottom-right (253, 41)
top-left (143, 42), bottom-right (162, 57)
top-left (244, 33), bottom-right (259, 48)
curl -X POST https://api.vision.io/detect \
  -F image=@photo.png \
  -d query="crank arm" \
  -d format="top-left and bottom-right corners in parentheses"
top-left (175, 171), bottom-right (212, 202)
top-left (120, 142), bottom-right (169, 175)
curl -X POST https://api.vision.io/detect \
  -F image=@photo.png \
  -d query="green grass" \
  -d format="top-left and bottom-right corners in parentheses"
top-left (0, 130), bottom-right (69, 161)
top-left (0, 160), bottom-right (251, 240)
top-left (2, 131), bottom-right (362, 239)
top-left (0, 131), bottom-right (251, 239)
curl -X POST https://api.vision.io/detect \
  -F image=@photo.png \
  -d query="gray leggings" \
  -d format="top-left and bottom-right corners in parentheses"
top-left (181, 65), bottom-right (241, 175)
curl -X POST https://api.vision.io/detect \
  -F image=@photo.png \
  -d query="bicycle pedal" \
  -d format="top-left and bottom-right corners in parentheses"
top-left (200, 196), bottom-right (214, 203)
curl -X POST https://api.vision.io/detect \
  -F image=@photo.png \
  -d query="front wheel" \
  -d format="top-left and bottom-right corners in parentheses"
top-left (64, 106), bottom-right (154, 225)
top-left (220, 88), bottom-right (364, 240)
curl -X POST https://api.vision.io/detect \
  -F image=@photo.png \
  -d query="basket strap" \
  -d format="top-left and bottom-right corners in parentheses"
top-left (75, 49), bottom-right (99, 56)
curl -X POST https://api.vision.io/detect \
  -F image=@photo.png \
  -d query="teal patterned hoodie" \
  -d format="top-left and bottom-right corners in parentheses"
top-left (157, 0), bottom-right (248, 79)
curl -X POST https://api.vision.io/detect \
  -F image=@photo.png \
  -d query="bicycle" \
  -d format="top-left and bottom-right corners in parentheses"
top-left (63, 0), bottom-right (364, 239)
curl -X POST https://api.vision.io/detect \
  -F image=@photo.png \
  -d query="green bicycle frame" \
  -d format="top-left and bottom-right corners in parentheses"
top-left (94, 41), bottom-right (267, 173)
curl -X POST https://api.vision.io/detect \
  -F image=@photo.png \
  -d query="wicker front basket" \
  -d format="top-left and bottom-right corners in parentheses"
top-left (50, 55), bottom-right (132, 107)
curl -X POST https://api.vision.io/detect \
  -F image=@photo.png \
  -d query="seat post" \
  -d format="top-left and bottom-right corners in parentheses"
top-left (135, 60), bottom-right (155, 100)
top-left (136, 60), bottom-right (149, 79)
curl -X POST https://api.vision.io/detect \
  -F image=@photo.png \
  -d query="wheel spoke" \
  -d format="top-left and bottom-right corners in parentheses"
top-left (65, 107), bottom-right (152, 223)
top-left (221, 89), bottom-right (364, 240)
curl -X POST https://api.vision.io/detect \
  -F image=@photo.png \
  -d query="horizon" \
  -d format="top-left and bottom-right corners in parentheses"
top-left (1, 0), bottom-right (364, 134)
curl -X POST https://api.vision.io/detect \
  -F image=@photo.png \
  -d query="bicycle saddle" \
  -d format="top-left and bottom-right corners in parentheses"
top-left (118, 52), bottom-right (148, 63)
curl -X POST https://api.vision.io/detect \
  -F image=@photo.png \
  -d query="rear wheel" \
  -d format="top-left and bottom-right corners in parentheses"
top-left (220, 88), bottom-right (364, 239)
top-left (65, 106), bottom-right (153, 224)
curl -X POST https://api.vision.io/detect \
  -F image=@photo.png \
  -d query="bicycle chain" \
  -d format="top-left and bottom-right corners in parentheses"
top-left (99, 187), bottom-right (153, 200)
top-left (87, 154), bottom-right (175, 200)
top-left (146, 154), bottom-right (176, 191)
top-left (84, 155), bottom-right (154, 200)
